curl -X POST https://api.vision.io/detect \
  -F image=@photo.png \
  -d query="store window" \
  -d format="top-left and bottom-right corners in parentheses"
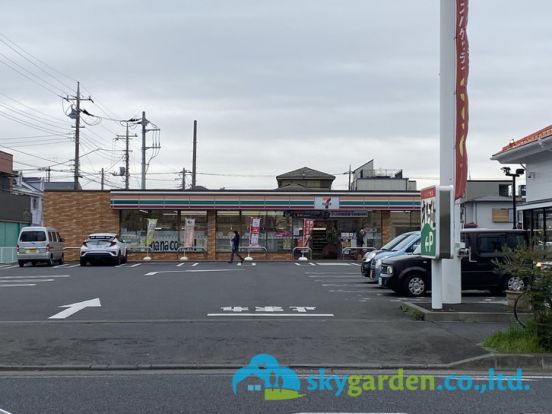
top-left (216, 211), bottom-right (241, 251)
top-left (121, 210), bottom-right (207, 252)
top-left (180, 211), bottom-right (208, 251)
top-left (390, 211), bottom-right (420, 240)
top-left (241, 211), bottom-right (266, 249)
top-left (265, 211), bottom-right (292, 252)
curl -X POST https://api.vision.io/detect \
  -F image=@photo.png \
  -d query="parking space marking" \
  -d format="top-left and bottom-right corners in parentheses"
top-left (207, 313), bottom-right (334, 317)
top-left (0, 284), bottom-right (36, 288)
top-left (53, 264), bottom-right (70, 269)
top-left (130, 263), bottom-right (141, 268)
top-left (309, 263), bottom-right (316, 266)
top-left (67, 264), bottom-right (80, 268)
top-left (294, 263), bottom-right (301, 266)
top-left (192, 263), bottom-right (199, 267)
top-left (0, 265), bottom-right (17, 269)
top-left (145, 268), bottom-right (240, 276)
top-left (349, 263), bottom-right (361, 266)
top-left (315, 262), bottom-right (352, 266)
top-left (0, 278), bottom-right (55, 283)
top-left (177, 263), bottom-right (186, 267)
top-left (0, 275), bottom-right (70, 279)
top-left (115, 264), bottom-right (126, 268)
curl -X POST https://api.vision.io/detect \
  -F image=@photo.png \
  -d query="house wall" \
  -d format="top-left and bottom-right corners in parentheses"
top-left (463, 202), bottom-right (514, 229)
top-left (525, 152), bottom-right (552, 202)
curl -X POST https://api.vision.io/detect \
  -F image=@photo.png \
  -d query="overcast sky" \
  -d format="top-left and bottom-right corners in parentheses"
top-left (1, 0), bottom-right (551, 191)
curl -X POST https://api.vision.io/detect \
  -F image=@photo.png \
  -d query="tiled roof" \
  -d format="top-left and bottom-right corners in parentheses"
top-left (495, 124), bottom-right (552, 155)
top-left (276, 167), bottom-right (335, 180)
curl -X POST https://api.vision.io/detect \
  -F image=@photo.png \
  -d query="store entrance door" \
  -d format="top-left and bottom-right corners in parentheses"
top-left (311, 220), bottom-right (339, 259)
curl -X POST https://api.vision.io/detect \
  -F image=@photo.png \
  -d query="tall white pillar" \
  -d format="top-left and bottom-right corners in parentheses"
top-left (439, 0), bottom-right (462, 305)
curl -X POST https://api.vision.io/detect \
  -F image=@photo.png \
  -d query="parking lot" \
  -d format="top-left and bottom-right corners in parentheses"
top-left (0, 261), bottom-right (509, 367)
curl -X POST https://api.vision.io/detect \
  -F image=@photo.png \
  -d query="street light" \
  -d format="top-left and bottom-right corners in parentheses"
top-left (501, 167), bottom-right (525, 229)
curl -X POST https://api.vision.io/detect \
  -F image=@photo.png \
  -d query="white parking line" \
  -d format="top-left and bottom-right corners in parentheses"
top-left (192, 263), bottom-right (199, 267)
top-left (315, 263), bottom-right (352, 266)
top-left (1, 266), bottom-right (17, 269)
top-left (115, 264), bottom-right (126, 268)
top-left (0, 284), bottom-right (36, 287)
top-left (294, 263), bottom-right (301, 266)
top-left (177, 263), bottom-right (186, 267)
top-left (67, 264), bottom-right (80, 268)
top-left (309, 263), bottom-right (316, 266)
top-left (130, 263), bottom-right (141, 268)
top-left (0, 279), bottom-right (55, 283)
top-left (53, 264), bottom-right (70, 268)
top-left (349, 263), bottom-right (361, 266)
top-left (207, 313), bottom-right (334, 317)
top-left (0, 275), bottom-right (70, 279)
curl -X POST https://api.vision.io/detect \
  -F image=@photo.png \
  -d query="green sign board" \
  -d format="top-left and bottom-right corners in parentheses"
top-left (420, 186), bottom-right (452, 259)
top-left (420, 187), bottom-right (437, 258)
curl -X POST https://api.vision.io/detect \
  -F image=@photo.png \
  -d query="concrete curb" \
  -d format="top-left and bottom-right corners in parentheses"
top-left (0, 354), bottom-right (550, 372)
top-left (400, 301), bottom-right (530, 323)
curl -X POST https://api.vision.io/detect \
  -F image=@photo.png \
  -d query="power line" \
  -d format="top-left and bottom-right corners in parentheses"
top-left (0, 50), bottom-right (66, 97)
top-left (0, 33), bottom-right (76, 90)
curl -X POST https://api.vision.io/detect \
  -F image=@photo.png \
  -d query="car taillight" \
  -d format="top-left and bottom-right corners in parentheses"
top-left (46, 244), bottom-right (51, 252)
top-left (110, 241), bottom-right (117, 246)
top-left (16, 244), bottom-right (19, 253)
top-left (82, 241), bottom-right (88, 247)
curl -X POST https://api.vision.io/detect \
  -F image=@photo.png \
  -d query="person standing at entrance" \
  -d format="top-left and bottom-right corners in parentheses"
top-left (229, 230), bottom-right (245, 264)
top-left (356, 229), bottom-right (365, 247)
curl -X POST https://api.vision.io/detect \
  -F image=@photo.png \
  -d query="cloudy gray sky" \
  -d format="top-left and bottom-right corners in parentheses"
top-left (1, 0), bottom-right (551, 190)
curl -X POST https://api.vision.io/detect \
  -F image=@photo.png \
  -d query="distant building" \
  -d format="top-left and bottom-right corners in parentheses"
top-left (351, 160), bottom-right (417, 191)
top-left (13, 174), bottom-right (45, 226)
top-left (276, 167), bottom-right (335, 190)
top-left (460, 180), bottom-right (519, 229)
top-left (0, 152), bottom-right (31, 256)
top-left (492, 124), bottom-right (552, 242)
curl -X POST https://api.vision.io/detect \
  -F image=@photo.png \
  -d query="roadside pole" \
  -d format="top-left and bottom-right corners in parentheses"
top-left (437, 0), bottom-right (463, 307)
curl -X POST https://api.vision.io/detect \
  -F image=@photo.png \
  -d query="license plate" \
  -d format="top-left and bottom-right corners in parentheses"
top-left (378, 277), bottom-right (383, 286)
top-left (26, 248), bottom-right (38, 254)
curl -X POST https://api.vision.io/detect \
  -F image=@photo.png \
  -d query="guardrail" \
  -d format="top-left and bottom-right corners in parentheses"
top-left (177, 246), bottom-right (208, 261)
top-left (241, 246), bottom-right (268, 261)
top-left (292, 246), bottom-right (312, 261)
top-left (340, 246), bottom-right (375, 260)
top-left (0, 247), bottom-right (16, 264)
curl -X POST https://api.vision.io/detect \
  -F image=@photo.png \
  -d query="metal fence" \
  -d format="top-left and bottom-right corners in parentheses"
top-left (0, 247), bottom-right (16, 264)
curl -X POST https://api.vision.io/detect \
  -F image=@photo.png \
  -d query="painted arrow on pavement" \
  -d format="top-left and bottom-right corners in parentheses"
top-left (48, 298), bottom-right (101, 320)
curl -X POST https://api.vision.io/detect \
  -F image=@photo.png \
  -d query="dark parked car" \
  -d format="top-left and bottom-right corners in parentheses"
top-left (379, 229), bottom-right (529, 296)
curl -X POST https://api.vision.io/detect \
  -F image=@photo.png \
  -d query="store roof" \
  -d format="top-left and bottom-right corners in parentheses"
top-left (276, 167), bottom-right (335, 180)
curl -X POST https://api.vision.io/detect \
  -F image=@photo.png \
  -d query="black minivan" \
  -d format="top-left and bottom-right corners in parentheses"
top-left (379, 229), bottom-right (528, 296)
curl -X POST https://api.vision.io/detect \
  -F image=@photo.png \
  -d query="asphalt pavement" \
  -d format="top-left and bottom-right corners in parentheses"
top-left (0, 261), bottom-right (515, 368)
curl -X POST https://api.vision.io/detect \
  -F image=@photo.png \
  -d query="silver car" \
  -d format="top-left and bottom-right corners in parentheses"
top-left (17, 226), bottom-right (65, 267)
top-left (80, 233), bottom-right (128, 266)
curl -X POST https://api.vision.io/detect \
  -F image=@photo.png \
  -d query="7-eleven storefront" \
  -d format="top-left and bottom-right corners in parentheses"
top-left (111, 190), bottom-right (420, 261)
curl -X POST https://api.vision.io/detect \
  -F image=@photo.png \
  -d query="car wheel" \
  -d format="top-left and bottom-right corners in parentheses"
top-left (80, 259), bottom-right (87, 267)
top-left (47, 256), bottom-right (54, 266)
top-left (122, 252), bottom-right (128, 264)
top-left (58, 254), bottom-right (65, 265)
top-left (18, 260), bottom-right (25, 267)
top-left (505, 275), bottom-right (525, 292)
top-left (31, 261), bottom-right (36, 267)
top-left (403, 274), bottom-right (427, 297)
top-left (114, 252), bottom-right (122, 266)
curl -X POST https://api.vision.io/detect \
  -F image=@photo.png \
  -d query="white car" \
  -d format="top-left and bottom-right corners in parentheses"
top-left (80, 233), bottom-right (128, 266)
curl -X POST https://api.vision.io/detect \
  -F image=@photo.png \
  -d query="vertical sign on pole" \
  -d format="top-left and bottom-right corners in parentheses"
top-left (249, 217), bottom-right (261, 247)
top-left (421, 186), bottom-right (452, 260)
top-left (302, 219), bottom-right (314, 247)
top-left (183, 218), bottom-right (195, 248)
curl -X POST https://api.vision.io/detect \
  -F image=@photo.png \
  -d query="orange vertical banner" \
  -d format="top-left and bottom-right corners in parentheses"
top-left (455, 0), bottom-right (469, 200)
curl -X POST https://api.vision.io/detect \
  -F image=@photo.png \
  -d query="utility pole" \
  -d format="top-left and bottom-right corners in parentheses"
top-left (192, 120), bottom-right (197, 188)
top-left (114, 123), bottom-right (137, 190)
top-left (181, 168), bottom-right (186, 190)
top-left (139, 111), bottom-right (161, 190)
top-left (348, 165), bottom-right (352, 190)
top-left (65, 81), bottom-right (92, 191)
top-left (101, 168), bottom-right (105, 191)
top-left (46, 167), bottom-right (51, 183)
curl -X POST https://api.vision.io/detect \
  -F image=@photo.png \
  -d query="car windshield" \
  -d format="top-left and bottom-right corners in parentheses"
top-left (391, 233), bottom-right (419, 251)
top-left (380, 233), bottom-right (409, 250)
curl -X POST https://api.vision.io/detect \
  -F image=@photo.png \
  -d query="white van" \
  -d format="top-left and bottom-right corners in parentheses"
top-left (17, 226), bottom-right (65, 267)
